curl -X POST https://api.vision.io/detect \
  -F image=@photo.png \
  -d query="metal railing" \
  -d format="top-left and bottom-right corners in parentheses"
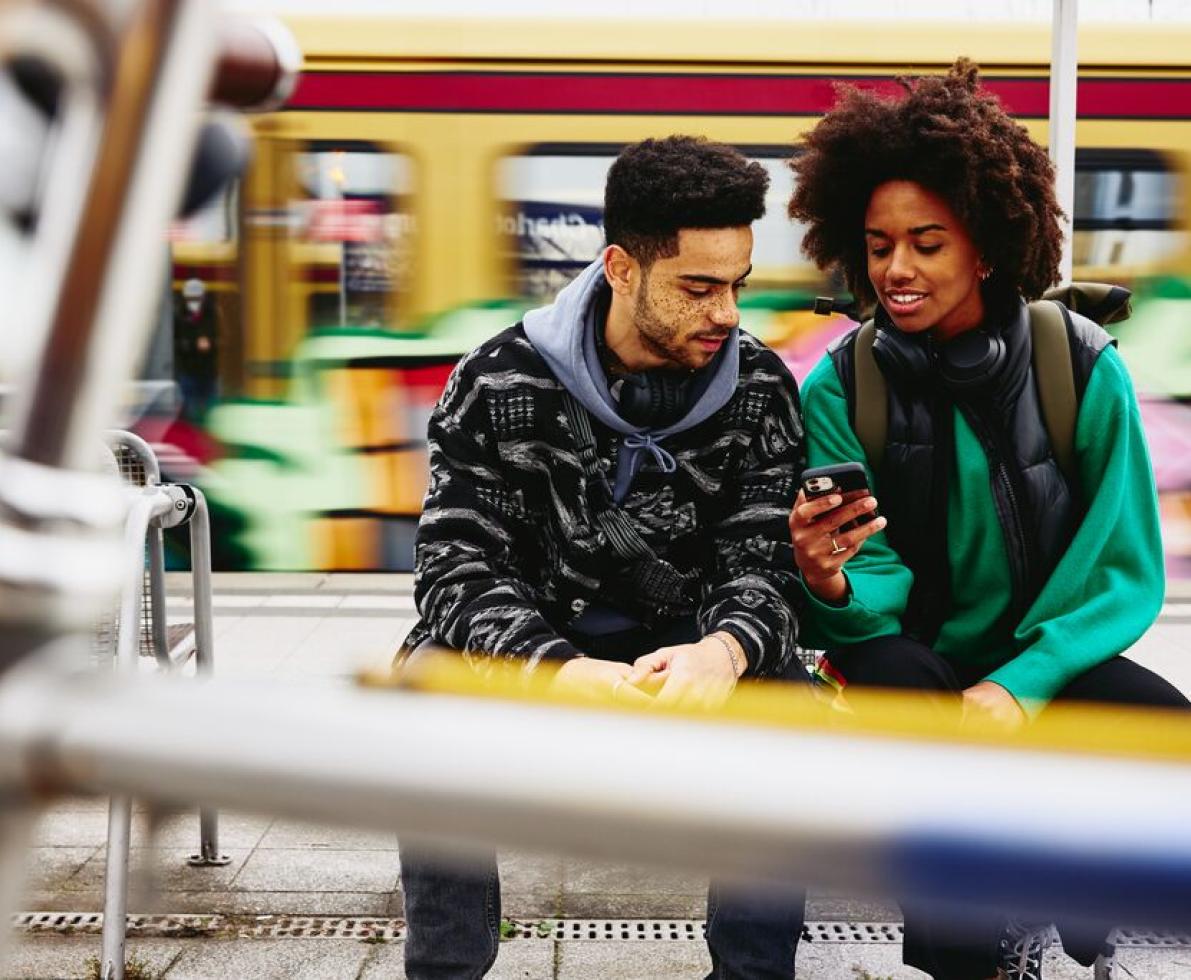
top-left (98, 430), bottom-right (225, 979)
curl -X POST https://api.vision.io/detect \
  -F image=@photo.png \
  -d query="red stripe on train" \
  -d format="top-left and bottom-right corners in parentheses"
top-left (289, 72), bottom-right (1191, 118)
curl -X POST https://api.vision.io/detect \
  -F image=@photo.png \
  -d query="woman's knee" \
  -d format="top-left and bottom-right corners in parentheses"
top-left (829, 635), bottom-right (960, 692)
top-left (1055, 656), bottom-right (1191, 709)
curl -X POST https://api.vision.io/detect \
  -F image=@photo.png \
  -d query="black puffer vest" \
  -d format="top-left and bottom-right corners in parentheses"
top-left (829, 300), bottom-right (1114, 643)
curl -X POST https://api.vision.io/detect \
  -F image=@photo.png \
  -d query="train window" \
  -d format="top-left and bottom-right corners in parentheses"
top-left (1073, 151), bottom-right (1185, 271)
top-left (496, 151), bottom-right (606, 299)
top-left (497, 145), bottom-right (810, 300)
top-left (293, 143), bottom-right (415, 330)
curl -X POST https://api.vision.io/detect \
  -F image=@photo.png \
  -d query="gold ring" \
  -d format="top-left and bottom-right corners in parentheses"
top-left (612, 678), bottom-right (625, 697)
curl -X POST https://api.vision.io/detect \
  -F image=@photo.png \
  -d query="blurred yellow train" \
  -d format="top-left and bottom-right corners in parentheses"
top-left (162, 16), bottom-right (1191, 571)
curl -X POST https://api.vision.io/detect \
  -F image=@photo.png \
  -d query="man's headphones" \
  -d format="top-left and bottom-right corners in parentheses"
top-left (610, 372), bottom-right (694, 428)
top-left (871, 319), bottom-right (1007, 391)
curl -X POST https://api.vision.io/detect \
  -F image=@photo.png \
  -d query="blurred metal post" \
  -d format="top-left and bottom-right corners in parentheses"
top-left (1050, 0), bottom-right (1079, 285)
top-left (100, 488), bottom-right (174, 980)
top-left (186, 488), bottom-right (229, 867)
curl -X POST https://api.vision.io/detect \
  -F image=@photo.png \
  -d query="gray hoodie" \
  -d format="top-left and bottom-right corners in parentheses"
top-left (523, 258), bottom-right (740, 504)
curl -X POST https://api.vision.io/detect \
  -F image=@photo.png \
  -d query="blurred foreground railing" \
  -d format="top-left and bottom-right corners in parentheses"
top-left (4, 659), bottom-right (1191, 932)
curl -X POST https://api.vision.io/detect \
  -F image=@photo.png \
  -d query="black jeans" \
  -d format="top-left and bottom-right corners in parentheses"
top-left (400, 616), bottom-right (807, 979)
top-left (828, 634), bottom-right (1191, 980)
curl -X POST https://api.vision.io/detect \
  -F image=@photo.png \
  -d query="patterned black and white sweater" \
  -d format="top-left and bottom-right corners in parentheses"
top-left (405, 324), bottom-right (805, 677)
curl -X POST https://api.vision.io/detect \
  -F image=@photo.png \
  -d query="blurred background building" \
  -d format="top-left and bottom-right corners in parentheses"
top-left (87, 1), bottom-right (1191, 575)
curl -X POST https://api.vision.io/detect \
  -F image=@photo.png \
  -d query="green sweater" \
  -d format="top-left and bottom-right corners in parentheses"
top-left (800, 344), bottom-right (1164, 716)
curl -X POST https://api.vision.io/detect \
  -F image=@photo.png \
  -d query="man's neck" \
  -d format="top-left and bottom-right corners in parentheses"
top-left (603, 294), bottom-right (661, 373)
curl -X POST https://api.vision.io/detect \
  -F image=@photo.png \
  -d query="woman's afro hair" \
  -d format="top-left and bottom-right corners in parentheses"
top-left (788, 58), bottom-right (1065, 308)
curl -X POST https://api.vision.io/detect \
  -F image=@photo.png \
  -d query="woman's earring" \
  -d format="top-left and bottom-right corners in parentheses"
top-left (978, 265), bottom-right (993, 282)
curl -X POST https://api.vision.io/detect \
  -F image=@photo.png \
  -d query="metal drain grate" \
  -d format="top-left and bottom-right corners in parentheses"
top-left (12, 914), bottom-right (1191, 946)
top-left (1116, 928), bottom-right (1191, 948)
top-left (804, 922), bottom-right (903, 944)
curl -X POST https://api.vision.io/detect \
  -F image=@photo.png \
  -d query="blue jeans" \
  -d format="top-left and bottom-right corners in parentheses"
top-left (400, 848), bottom-right (804, 979)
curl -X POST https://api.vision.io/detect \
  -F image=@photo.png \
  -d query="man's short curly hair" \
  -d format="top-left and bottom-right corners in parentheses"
top-left (605, 136), bottom-right (769, 266)
top-left (788, 58), bottom-right (1064, 310)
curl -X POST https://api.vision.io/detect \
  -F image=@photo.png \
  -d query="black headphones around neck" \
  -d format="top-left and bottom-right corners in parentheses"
top-left (871, 315), bottom-right (1008, 391)
top-left (609, 371), bottom-right (694, 428)
top-left (594, 314), bottom-right (696, 428)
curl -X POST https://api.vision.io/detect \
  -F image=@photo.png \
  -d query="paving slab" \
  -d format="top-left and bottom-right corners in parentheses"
top-left (146, 890), bottom-right (393, 916)
top-left (2, 936), bottom-right (191, 980)
top-left (258, 819), bottom-right (397, 852)
top-left (163, 937), bottom-right (372, 979)
top-left (556, 938), bottom-right (709, 979)
top-left (20, 850), bottom-right (98, 895)
top-left (29, 814), bottom-right (109, 851)
top-left (66, 848), bottom-right (251, 894)
top-left (231, 848), bottom-right (400, 894)
top-left (499, 852), bottom-right (564, 898)
top-left (213, 617), bottom-right (323, 676)
top-left (558, 892), bottom-right (708, 918)
top-left (359, 939), bottom-right (554, 979)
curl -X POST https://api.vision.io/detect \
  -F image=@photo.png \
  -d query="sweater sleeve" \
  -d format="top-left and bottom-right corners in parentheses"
top-left (797, 355), bottom-right (914, 649)
top-left (985, 345), bottom-right (1164, 713)
top-left (413, 353), bottom-right (581, 668)
top-left (697, 368), bottom-right (804, 678)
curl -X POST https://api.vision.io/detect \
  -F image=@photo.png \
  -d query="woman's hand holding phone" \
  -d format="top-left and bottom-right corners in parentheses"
top-left (789, 463), bottom-right (887, 604)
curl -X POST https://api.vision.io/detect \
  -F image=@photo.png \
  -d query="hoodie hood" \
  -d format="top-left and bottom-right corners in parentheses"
top-left (522, 258), bottom-right (739, 439)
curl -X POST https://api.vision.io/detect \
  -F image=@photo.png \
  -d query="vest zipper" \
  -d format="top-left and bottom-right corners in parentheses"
top-left (959, 403), bottom-right (1035, 621)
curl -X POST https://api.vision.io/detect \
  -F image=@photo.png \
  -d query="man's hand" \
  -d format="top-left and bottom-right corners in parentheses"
top-left (549, 656), bottom-right (653, 706)
top-left (625, 633), bottom-right (745, 710)
top-left (962, 680), bottom-right (1026, 733)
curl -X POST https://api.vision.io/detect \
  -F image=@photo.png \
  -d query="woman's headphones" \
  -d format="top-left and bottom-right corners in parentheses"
top-left (871, 318), bottom-right (1007, 391)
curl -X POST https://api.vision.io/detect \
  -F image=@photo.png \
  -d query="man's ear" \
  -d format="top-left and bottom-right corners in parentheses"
top-left (603, 245), bottom-right (637, 297)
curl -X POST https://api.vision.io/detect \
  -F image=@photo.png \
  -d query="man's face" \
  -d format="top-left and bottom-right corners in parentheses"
top-left (631, 226), bottom-right (753, 371)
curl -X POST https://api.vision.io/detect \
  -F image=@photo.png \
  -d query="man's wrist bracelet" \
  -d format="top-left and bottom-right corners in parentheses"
top-left (709, 632), bottom-right (743, 678)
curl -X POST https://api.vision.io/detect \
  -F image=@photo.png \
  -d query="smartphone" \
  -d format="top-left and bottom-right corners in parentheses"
top-left (801, 462), bottom-right (878, 532)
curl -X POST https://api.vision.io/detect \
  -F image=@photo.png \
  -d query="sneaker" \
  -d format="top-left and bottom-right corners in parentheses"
top-left (997, 919), bottom-right (1049, 980)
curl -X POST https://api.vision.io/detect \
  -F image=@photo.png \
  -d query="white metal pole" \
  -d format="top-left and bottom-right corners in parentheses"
top-left (1050, 0), bottom-right (1079, 286)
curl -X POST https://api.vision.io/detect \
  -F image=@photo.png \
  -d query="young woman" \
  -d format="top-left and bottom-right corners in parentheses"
top-left (787, 59), bottom-right (1188, 980)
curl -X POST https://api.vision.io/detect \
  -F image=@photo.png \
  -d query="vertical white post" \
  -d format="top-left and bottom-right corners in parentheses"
top-left (1050, 0), bottom-right (1079, 286)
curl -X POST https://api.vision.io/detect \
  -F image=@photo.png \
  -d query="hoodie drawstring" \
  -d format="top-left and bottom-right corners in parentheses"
top-left (622, 432), bottom-right (677, 474)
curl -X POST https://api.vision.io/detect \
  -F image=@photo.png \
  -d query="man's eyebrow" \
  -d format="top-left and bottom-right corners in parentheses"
top-left (678, 266), bottom-right (753, 285)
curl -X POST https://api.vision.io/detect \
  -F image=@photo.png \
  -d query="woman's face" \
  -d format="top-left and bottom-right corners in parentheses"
top-left (864, 180), bottom-right (986, 341)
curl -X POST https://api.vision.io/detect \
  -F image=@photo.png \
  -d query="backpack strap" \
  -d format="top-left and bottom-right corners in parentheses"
top-left (1026, 299), bottom-right (1080, 489)
top-left (852, 318), bottom-right (887, 470)
top-left (561, 393), bottom-right (697, 604)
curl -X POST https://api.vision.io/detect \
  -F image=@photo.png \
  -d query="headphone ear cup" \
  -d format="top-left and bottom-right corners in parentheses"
top-left (936, 329), bottom-right (1006, 389)
top-left (871, 325), bottom-right (931, 381)
top-left (614, 372), bottom-right (691, 428)
top-left (615, 373), bottom-right (657, 427)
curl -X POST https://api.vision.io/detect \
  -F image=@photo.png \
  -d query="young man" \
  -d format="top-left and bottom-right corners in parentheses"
top-left (401, 136), bottom-right (806, 979)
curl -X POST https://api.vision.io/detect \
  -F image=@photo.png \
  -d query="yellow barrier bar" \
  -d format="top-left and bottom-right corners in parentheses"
top-left (362, 653), bottom-right (1191, 766)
